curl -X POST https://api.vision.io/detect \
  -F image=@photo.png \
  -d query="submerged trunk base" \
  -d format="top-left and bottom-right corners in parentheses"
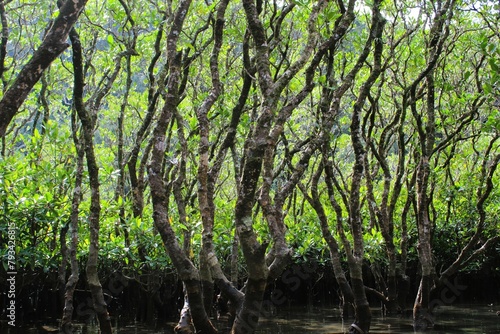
top-left (349, 323), bottom-right (366, 334)
top-left (413, 304), bottom-right (435, 331)
top-left (175, 289), bottom-right (194, 334)
top-left (413, 316), bottom-right (435, 331)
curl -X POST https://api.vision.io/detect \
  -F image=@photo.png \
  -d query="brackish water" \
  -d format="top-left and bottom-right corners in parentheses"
top-left (2, 304), bottom-right (499, 333)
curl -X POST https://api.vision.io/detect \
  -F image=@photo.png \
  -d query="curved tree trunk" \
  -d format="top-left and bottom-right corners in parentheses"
top-left (413, 156), bottom-right (435, 331)
top-left (175, 285), bottom-right (194, 334)
top-left (299, 172), bottom-right (356, 318)
top-left (60, 125), bottom-right (84, 333)
top-left (347, 3), bottom-right (385, 332)
top-left (410, 1), bottom-right (455, 329)
top-left (70, 27), bottom-right (113, 334)
top-left (147, 2), bottom-right (217, 333)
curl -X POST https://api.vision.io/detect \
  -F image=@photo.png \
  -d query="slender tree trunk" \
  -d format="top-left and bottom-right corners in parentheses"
top-left (413, 155), bottom-right (435, 331)
top-left (70, 27), bottom-right (112, 334)
top-left (232, 0), bottom-right (333, 330)
top-left (398, 194), bottom-right (412, 311)
top-left (297, 8), bottom-right (358, 313)
top-left (300, 175), bottom-right (355, 318)
top-left (349, 262), bottom-right (372, 334)
top-left (230, 100), bottom-right (272, 333)
top-left (413, 270), bottom-right (435, 331)
top-left (195, 0), bottom-right (230, 320)
top-left (147, 2), bottom-right (217, 333)
top-left (384, 248), bottom-right (399, 313)
top-left (175, 285), bottom-right (194, 334)
top-left (115, 52), bottom-right (133, 250)
top-left (412, 36), bottom-right (439, 327)
top-left (230, 1), bottom-right (277, 329)
top-left (58, 221), bottom-right (69, 305)
top-left (411, 1), bottom-right (455, 327)
top-left (60, 124), bottom-right (85, 333)
top-left (347, 154), bottom-right (372, 334)
top-left (347, 3), bottom-right (385, 332)
top-left (126, 13), bottom-right (166, 218)
top-left (0, 1), bottom-right (9, 88)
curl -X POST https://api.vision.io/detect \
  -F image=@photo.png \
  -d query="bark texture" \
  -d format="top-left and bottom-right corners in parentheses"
top-left (147, 1), bottom-right (217, 333)
top-left (175, 286), bottom-right (194, 334)
top-left (411, 0), bottom-right (455, 329)
top-left (60, 123), bottom-right (84, 333)
top-left (70, 27), bottom-right (113, 334)
top-left (231, 1), bottom-right (335, 331)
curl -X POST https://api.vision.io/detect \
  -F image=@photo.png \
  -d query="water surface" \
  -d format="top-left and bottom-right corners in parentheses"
top-left (255, 304), bottom-right (500, 333)
top-left (2, 303), bottom-right (499, 333)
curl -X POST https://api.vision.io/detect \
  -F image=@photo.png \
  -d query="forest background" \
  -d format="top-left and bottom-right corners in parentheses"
top-left (0, 0), bottom-right (499, 333)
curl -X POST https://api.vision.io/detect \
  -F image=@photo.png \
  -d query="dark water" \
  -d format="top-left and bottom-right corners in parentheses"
top-left (255, 304), bottom-right (500, 333)
top-left (2, 304), bottom-right (499, 333)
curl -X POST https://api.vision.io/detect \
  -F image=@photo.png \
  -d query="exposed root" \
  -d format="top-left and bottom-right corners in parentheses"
top-left (174, 325), bottom-right (194, 334)
top-left (349, 323), bottom-right (365, 334)
top-left (175, 287), bottom-right (194, 334)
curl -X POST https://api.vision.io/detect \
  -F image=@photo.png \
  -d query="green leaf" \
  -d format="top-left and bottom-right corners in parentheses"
top-left (488, 43), bottom-right (497, 54)
top-left (484, 82), bottom-right (492, 94)
top-left (44, 192), bottom-right (53, 202)
top-left (489, 58), bottom-right (499, 72)
top-left (463, 70), bottom-right (471, 81)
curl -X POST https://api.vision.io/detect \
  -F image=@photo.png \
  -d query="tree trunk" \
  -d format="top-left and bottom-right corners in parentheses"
top-left (147, 2), bottom-right (217, 333)
top-left (299, 172), bottom-right (355, 318)
top-left (60, 126), bottom-right (84, 333)
top-left (200, 252), bottom-right (215, 318)
top-left (408, 0), bottom-right (455, 326)
top-left (58, 222), bottom-right (69, 306)
top-left (413, 274), bottom-right (435, 331)
top-left (175, 285), bottom-right (194, 334)
top-left (349, 274), bottom-right (372, 334)
top-left (347, 4), bottom-right (385, 332)
top-left (70, 27), bottom-right (112, 334)
top-left (231, 278), bottom-right (267, 334)
top-left (412, 144), bottom-right (436, 331)
top-left (195, 0), bottom-right (230, 320)
top-left (233, 0), bottom-right (330, 329)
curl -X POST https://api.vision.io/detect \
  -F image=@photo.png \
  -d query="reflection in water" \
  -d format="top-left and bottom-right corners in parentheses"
top-left (255, 304), bottom-right (500, 334)
top-left (1, 304), bottom-right (499, 333)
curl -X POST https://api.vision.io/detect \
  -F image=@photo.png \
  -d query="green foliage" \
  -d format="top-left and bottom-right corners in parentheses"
top-left (286, 212), bottom-right (326, 263)
top-left (1, 120), bottom-right (73, 272)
